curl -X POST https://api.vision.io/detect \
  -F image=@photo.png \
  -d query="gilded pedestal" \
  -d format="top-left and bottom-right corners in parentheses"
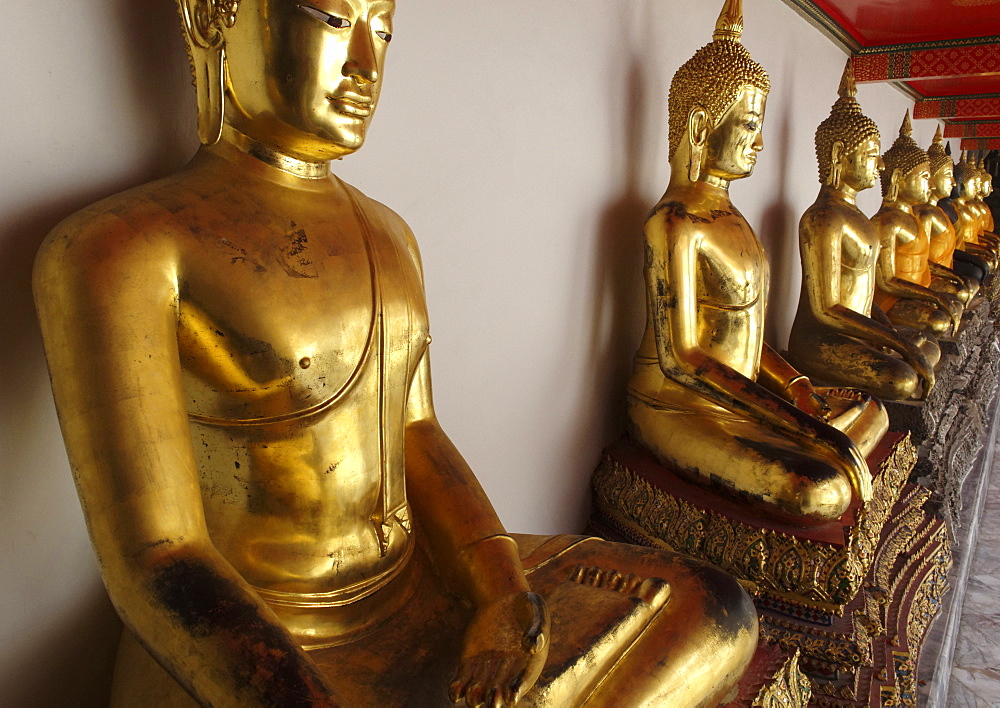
top-left (883, 296), bottom-right (1000, 532)
top-left (589, 433), bottom-right (952, 706)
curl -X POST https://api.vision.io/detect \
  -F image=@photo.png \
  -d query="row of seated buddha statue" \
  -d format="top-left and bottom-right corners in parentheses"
top-left (630, 42), bottom-right (1000, 528)
top-left (28, 0), bottom-right (988, 704)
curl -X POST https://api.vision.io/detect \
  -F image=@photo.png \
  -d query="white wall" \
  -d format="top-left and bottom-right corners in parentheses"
top-left (0, 0), bottom-right (943, 704)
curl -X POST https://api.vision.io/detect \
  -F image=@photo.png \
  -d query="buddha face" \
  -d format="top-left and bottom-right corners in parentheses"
top-left (222, 0), bottom-right (395, 161)
top-left (961, 173), bottom-right (980, 199)
top-left (840, 137), bottom-right (882, 193)
top-left (929, 164), bottom-right (955, 201)
top-left (703, 86), bottom-right (766, 181)
top-left (898, 163), bottom-right (931, 205)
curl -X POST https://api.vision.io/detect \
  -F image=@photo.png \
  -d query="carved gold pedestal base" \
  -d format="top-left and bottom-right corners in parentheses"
top-left (721, 644), bottom-right (812, 708)
top-left (589, 434), bottom-right (952, 707)
top-left (883, 296), bottom-right (1000, 533)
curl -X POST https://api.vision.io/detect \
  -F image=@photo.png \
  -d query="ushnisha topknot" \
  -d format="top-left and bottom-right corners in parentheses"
top-left (879, 111), bottom-right (930, 197)
top-left (954, 150), bottom-right (977, 188)
top-left (926, 125), bottom-right (952, 175)
top-left (815, 59), bottom-right (881, 184)
top-left (668, 0), bottom-right (770, 159)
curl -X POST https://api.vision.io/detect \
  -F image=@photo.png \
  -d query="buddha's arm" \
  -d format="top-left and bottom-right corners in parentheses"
top-left (756, 345), bottom-right (831, 416)
top-left (799, 218), bottom-right (933, 379)
top-left (398, 226), bottom-right (547, 706)
top-left (33, 220), bottom-right (339, 708)
top-left (646, 216), bottom-right (869, 497)
top-left (404, 363), bottom-right (528, 602)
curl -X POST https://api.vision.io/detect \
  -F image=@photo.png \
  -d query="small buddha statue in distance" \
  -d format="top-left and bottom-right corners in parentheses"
top-left (983, 153), bottom-right (1000, 225)
top-left (914, 126), bottom-right (980, 303)
top-left (871, 113), bottom-right (964, 338)
top-left (32, 0), bottom-right (758, 705)
top-left (787, 61), bottom-right (937, 401)
top-left (941, 149), bottom-right (992, 281)
top-left (627, 1), bottom-right (888, 528)
top-left (973, 155), bottom-right (998, 235)
top-left (949, 151), bottom-right (999, 271)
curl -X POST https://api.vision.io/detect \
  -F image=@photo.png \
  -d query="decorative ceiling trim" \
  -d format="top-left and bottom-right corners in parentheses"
top-left (944, 122), bottom-right (1000, 138)
top-left (855, 35), bottom-right (1000, 54)
top-left (852, 43), bottom-right (1000, 82)
top-left (960, 138), bottom-right (1000, 149)
top-left (914, 95), bottom-right (1000, 119)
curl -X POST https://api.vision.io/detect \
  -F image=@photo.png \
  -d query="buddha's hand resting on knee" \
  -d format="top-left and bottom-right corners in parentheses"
top-left (449, 591), bottom-right (550, 707)
top-left (786, 377), bottom-right (832, 421)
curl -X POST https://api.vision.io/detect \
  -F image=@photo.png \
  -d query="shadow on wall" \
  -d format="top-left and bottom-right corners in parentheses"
top-left (0, 1), bottom-right (195, 705)
top-left (759, 88), bottom-right (799, 351)
top-left (563, 35), bottom-right (653, 527)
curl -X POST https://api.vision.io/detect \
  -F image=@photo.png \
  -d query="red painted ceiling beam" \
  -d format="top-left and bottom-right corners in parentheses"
top-left (960, 138), bottom-right (1000, 150)
top-left (944, 122), bottom-right (1000, 138)
top-left (853, 43), bottom-right (1000, 83)
top-left (914, 96), bottom-right (1000, 120)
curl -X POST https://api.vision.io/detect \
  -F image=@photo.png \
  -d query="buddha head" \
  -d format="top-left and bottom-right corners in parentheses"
top-left (879, 112), bottom-right (931, 205)
top-left (925, 125), bottom-right (955, 202)
top-left (977, 156), bottom-right (994, 198)
top-left (668, 0), bottom-right (770, 183)
top-left (954, 151), bottom-right (980, 199)
top-left (176, 0), bottom-right (395, 160)
top-left (814, 60), bottom-right (882, 193)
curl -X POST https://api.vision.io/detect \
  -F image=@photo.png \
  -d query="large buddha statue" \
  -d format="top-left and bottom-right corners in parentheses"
top-left (32, 1), bottom-right (758, 706)
top-left (871, 114), bottom-right (963, 338)
top-left (627, 3), bottom-right (888, 527)
top-left (787, 63), bottom-right (937, 401)
top-left (913, 127), bottom-right (980, 302)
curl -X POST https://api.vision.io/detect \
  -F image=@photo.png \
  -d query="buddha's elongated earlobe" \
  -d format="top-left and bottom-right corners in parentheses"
top-left (687, 108), bottom-right (709, 183)
top-left (178, 0), bottom-right (229, 145)
top-left (827, 141), bottom-right (844, 188)
top-left (887, 168), bottom-right (902, 202)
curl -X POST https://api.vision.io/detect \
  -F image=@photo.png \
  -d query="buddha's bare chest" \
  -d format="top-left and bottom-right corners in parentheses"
top-left (697, 224), bottom-right (766, 309)
top-left (839, 215), bottom-right (879, 271)
top-left (175, 216), bottom-right (428, 423)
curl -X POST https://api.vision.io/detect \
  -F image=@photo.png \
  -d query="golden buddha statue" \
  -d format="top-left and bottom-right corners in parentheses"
top-left (980, 156), bottom-right (997, 222)
top-left (951, 152), bottom-right (999, 268)
top-left (913, 127), bottom-right (980, 303)
top-left (787, 63), bottom-right (937, 401)
top-left (627, 5), bottom-right (887, 528)
top-left (871, 113), bottom-right (963, 337)
top-left (32, 1), bottom-right (759, 705)
top-left (973, 156), bottom-right (997, 235)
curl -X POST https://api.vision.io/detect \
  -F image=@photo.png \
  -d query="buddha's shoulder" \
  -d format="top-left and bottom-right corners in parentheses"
top-left (871, 204), bottom-right (913, 228)
top-left (40, 174), bottom-right (191, 251)
top-left (646, 193), bottom-right (741, 236)
top-left (33, 174), bottom-right (214, 295)
top-left (801, 198), bottom-right (865, 228)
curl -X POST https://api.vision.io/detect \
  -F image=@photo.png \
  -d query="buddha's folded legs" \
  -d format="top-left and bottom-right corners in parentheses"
top-left (628, 398), bottom-right (867, 525)
top-left (787, 331), bottom-right (923, 401)
top-left (111, 535), bottom-right (757, 707)
top-left (815, 387), bottom-right (888, 459)
top-left (884, 298), bottom-right (952, 336)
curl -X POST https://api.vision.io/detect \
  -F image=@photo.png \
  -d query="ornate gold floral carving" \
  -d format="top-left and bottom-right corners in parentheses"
top-left (752, 649), bottom-right (812, 708)
top-left (591, 435), bottom-right (917, 608)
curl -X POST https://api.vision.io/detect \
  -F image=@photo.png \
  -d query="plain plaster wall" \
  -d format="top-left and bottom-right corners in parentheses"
top-left (0, 0), bottom-right (943, 704)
